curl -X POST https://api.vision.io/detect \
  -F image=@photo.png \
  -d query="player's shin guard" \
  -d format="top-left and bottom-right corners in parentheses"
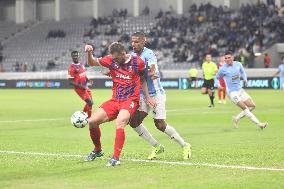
top-left (89, 127), bottom-right (102, 152)
top-left (83, 104), bottom-right (92, 118)
top-left (133, 124), bottom-right (159, 147)
top-left (113, 128), bottom-right (125, 159)
top-left (244, 108), bottom-right (260, 125)
top-left (164, 125), bottom-right (186, 147)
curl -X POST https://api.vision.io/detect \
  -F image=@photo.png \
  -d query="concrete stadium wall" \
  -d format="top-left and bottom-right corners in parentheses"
top-left (36, 0), bottom-right (55, 20)
top-left (98, 0), bottom-right (134, 17)
top-left (0, 0), bottom-right (15, 21)
top-left (23, 0), bottom-right (36, 22)
top-left (67, 0), bottom-right (93, 18)
top-left (140, 0), bottom-right (177, 15)
top-left (254, 43), bottom-right (284, 68)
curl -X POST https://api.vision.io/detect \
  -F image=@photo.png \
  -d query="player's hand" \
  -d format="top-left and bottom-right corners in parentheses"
top-left (218, 86), bottom-right (224, 90)
top-left (243, 80), bottom-right (248, 87)
top-left (87, 80), bottom-right (93, 87)
top-left (85, 44), bottom-right (93, 53)
top-left (146, 96), bottom-right (157, 109)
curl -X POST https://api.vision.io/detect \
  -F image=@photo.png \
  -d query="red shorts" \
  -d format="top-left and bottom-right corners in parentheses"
top-left (75, 88), bottom-right (92, 101)
top-left (219, 79), bottom-right (226, 88)
top-left (100, 99), bottom-right (139, 121)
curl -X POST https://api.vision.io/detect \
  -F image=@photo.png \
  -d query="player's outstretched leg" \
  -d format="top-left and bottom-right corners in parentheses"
top-left (155, 120), bottom-right (192, 160)
top-left (133, 124), bottom-right (165, 160)
top-left (85, 107), bottom-right (109, 161)
top-left (85, 127), bottom-right (104, 161)
top-left (232, 107), bottom-right (254, 128)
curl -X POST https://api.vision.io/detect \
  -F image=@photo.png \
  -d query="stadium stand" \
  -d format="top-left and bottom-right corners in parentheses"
top-left (0, 2), bottom-right (283, 72)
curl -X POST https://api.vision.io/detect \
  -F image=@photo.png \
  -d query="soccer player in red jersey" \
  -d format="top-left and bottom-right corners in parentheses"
top-left (217, 55), bottom-right (227, 104)
top-left (68, 51), bottom-right (93, 118)
top-left (84, 42), bottom-right (156, 166)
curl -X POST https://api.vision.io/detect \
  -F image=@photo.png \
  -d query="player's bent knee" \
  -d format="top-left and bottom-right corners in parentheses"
top-left (154, 119), bottom-right (166, 131)
top-left (85, 98), bottom-right (93, 107)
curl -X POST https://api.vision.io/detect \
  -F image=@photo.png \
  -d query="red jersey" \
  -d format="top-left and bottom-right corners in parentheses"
top-left (68, 62), bottom-right (88, 89)
top-left (98, 55), bottom-right (145, 101)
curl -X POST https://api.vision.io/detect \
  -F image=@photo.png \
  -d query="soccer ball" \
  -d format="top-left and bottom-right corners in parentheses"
top-left (71, 111), bottom-right (88, 128)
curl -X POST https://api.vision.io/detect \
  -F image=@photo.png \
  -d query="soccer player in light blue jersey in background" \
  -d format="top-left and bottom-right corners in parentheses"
top-left (273, 56), bottom-right (284, 89)
top-left (129, 32), bottom-right (191, 160)
top-left (216, 51), bottom-right (268, 129)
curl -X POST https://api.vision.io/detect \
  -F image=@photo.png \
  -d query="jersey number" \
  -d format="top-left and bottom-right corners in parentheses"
top-left (129, 102), bottom-right (134, 109)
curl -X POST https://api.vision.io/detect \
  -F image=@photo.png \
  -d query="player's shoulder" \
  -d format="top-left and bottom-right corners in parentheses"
top-left (144, 47), bottom-right (156, 57)
top-left (233, 61), bottom-right (243, 66)
top-left (99, 55), bottom-right (113, 62)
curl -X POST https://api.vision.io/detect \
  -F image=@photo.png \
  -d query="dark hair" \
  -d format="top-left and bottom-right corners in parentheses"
top-left (109, 42), bottom-right (126, 54)
top-left (282, 56), bottom-right (284, 61)
top-left (225, 51), bottom-right (233, 55)
top-left (71, 51), bottom-right (79, 56)
top-left (132, 31), bottom-right (146, 38)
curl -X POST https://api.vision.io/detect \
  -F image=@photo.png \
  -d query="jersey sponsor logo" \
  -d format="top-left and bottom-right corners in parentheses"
top-left (79, 72), bottom-right (86, 77)
top-left (116, 73), bottom-right (131, 80)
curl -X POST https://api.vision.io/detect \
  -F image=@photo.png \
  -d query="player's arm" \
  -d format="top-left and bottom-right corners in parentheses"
top-left (85, 44), bottom-right (100, 66)
top-left (68, 78), bottom-right (87, 89)
top-left (215, 69), bottom-right (223, 89)
top-left (147, 52), bottom-right (159, 80)
top-left (240, 63), bottom-right (248, 87)
top-left (148, 64), bottom-right (157, 80)
top-left (273, 67), bottom-right (280, 77)
top-left (140, 74), bottom-right (157, 109)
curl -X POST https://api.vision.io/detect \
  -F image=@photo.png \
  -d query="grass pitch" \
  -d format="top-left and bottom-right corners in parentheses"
top-left (0, 89), bottom-right (283, 189)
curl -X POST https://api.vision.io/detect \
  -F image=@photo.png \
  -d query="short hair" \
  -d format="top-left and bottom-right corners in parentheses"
top-left (225, 51), bottom-right (233, 55)
top-left (132, 31), bottom-right (146, 38)
top-left (108, 42), bottom-right (126, 54)
top-left (71, 51), bottom-right (79, 56)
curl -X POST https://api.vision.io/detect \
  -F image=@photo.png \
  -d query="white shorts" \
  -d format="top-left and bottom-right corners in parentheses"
top-left (139, 93), bottom-right (166, 119)
top-left (229, 89), bottom-right (251, 104)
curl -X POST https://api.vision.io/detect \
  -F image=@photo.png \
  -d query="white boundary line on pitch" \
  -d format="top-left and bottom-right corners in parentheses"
top-left (0, 150), bottom-right (283, 172)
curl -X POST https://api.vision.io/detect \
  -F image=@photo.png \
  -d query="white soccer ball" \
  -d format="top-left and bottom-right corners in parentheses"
top-left (71, 111), bottom-right (88, 128)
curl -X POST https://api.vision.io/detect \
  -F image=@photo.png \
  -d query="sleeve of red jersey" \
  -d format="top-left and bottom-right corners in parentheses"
top-left (68, 66), bottom-right (75, 78)
top-left (137, 57), bottom-right (146, 73)
top-left (97, 55), bottom-right (112, 68)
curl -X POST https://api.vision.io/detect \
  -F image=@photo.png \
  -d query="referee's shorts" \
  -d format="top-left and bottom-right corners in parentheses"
top-left (202, 79), bottom-right (214, 90)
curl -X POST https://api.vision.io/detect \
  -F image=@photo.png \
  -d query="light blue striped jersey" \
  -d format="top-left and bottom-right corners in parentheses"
top-left (278, 64), bottom-right (284, 79)
top-left (216, 61), bottom-right (247, 94)
top-left (131, 47), bottom-right (165, 97)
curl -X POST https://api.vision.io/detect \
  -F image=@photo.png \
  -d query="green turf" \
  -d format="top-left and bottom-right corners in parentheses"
top-left (0, 89), bottom-right (283, 189)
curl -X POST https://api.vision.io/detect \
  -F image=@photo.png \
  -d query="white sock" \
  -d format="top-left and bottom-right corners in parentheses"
top-left (133, 124), bottom-right (159, 147)
top-left (235, 107), bottom-right (254, 121)
top-left (244, 108), bottom-right (260, 125)
top-left (164, 125), bottom-right (186, 147)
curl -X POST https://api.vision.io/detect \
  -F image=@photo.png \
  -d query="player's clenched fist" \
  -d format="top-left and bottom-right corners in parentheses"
top-left (85, 44), bottom-right (93, 52)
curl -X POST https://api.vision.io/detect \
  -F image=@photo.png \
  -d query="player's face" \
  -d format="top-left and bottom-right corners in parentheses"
top-left (224, 55), bottom-right (233, 65)
top-left (219, 56), bottom-right (225, 63)
top-left (205, 54), bottom-right (212, 62)
top-left (71, 53), bottom-right (79, 63)
top-left (131, 36), bottom-right (145, 54)
top-left (112, 51), bottom-right (126, 64)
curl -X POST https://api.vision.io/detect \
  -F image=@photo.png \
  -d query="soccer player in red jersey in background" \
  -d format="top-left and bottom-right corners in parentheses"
top-left (217, 55), bottom-right (227, 104)
top-left (84, 42), bottom-right (156, 166)
top-left (68, 51), bottom-right (93, 117)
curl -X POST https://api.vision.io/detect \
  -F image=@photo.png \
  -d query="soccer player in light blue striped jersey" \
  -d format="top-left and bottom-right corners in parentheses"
top-left (129, 32), bottom-right (191, 160)
top-left (216, 51), bottom-right (268, 129)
